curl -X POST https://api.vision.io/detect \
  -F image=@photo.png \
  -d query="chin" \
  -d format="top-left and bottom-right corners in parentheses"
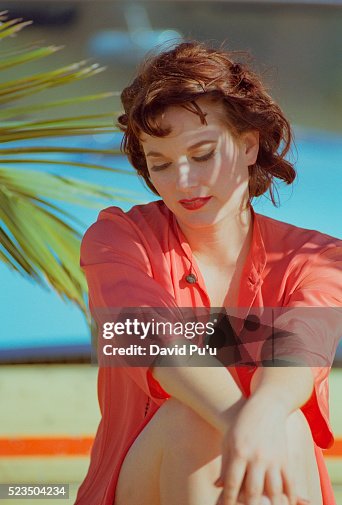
top-left (177, 213), bottom-right (224, 230)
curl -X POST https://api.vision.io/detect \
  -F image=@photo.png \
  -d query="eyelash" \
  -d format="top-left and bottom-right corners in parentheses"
top-left (150, 150), bottom-right (215, 172)
top-left (193, 150), bottom-right (215, 162)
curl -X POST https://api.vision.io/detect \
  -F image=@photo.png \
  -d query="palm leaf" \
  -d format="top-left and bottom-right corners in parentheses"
top-left (0, 167), bottom-right (140, 207)
top-left (1, 113), bottom-right (116, 129)
top-left (0, 61), bottom-right (105, 93)
top-left (0, 65), bottom-right (107, 106)
top-left (0, 45), bottom-right (63, 71)
top-left (0, 147), bottom-right (122, 156)
top-left (0, 191), bottom-right (87, 310)
top-left (0, 167), bottom-right (142, 311)
top-left (0, 92), bottom-right (120, 120)
top-left (0, 159), bottom-right (131, 176)
top-left (0, 13), bottom-right (138, 316)
top-left (0, 225), bottom-right (37, 276)
top-left (0, 18), bottom-right (33, 39)
top-left (0, 128), bottom-right (114, 143)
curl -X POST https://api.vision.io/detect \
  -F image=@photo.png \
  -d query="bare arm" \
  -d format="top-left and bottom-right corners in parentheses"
top-left (152, 356), bottom-right (245, 435)
top-left (152, 355), bottom-right (314, 436)
top-left (249, 366), bottom-right (314, 415)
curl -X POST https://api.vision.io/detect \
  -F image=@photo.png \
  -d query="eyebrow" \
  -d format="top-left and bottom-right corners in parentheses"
top-left (145, 139), bottom-right (217, 158)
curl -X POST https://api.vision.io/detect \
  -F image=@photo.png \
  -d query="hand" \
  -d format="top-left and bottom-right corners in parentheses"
top-left (217, 490), bottom-right (310, 505)
top-left (229, 493), bottom-right (310, 505)
top-left (215, 396), bottom-right (297, 505)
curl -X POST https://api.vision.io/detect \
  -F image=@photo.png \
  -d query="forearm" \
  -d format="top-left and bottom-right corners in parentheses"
top-left (152, 358), bottom-right (244, 434)
top-left (250, 366), bottom-right (314, 416)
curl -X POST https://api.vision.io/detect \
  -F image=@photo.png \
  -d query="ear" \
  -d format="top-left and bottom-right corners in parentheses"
top-left (241, 130), bottom-right (259, 166)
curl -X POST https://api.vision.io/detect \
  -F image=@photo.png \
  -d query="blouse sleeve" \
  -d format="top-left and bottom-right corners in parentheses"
top-left (80, 207), bottom-right (182, 400)
top-left (276, 244), bottom-right (342, 448)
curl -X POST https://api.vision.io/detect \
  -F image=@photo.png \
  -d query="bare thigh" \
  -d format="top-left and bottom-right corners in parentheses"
top-left (114, 399), bottom-right (322, 505)
top-left (115, 398), bottom-right (222, 505)
top-left (114, 408), bottom-right (165, 505)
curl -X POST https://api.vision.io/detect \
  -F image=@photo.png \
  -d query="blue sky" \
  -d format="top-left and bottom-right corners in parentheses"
top-left (0, 127), bottom-right (341, 352)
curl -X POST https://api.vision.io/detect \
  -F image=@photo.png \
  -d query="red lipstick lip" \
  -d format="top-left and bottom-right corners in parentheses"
top-left (179, 197), bottom-right (210, 203)
top-left (179, 196), bottom-right (212, 210)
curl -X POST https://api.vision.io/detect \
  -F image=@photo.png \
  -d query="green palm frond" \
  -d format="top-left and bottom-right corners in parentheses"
top-left (0, 93), bottom-right (121, 120)
top-left (0, 167), bottom-right (140, 313)
top-left (0, 61), bottom-right (108, 104)
top-left (0, 147), bottom-right (121, 156)
top-left (0, 12), bottom-right (138, 314)
top-left (0, 44), bottom-right (62, 71)
top-left (0, 16), bottom-right (33, 40)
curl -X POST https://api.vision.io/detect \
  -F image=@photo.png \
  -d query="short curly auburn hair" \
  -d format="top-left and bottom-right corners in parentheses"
top-left (118, 41), bottom-right (296, 205)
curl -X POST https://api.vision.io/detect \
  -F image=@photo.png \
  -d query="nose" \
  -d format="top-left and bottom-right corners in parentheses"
top-left (175, 161), bottom-right (199, 192)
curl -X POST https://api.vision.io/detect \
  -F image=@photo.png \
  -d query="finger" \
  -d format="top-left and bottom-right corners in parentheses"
top-left (235, 490), bottom-right (258, 505)
top-left (217, 450), bottom-right (229, 486)
top-left (222, 458), bottom-right (247, 505)
top-left (214, 476), bottom-right (224, 488)
top-left (215, 490), bottom-right (223, 505)
top-left (280, 495), bottom-right (290, 505)
top-left (261, 494), bottom-right (292, 505)
top-left (243, 463), bottom-right (265, 505)
top-left (237, 491), bottom-right (275, 505)
top-left (281, 467), bottom-right (296, 505)
top-left (237, 491), bottom-right (272, 505)
top-left (260, 497), bottom-right (272, 505)
top-left (215, 490), bottom-right (222, 505)
top-left (264, 468), bottom-right (284, 505)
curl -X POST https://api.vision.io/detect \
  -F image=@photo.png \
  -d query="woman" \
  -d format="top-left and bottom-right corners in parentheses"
top-left (75, 42), bottom-right (341, 505)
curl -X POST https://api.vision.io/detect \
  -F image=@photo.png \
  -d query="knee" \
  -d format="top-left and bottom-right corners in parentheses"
top-left (157, 398), bottom-right (221, 451)
top-left (286, 409), bottom-right (313, 458)
top-left (285, 409), bottom-right (319, 499)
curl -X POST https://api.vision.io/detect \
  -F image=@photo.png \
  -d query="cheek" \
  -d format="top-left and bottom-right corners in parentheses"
top-left (149, 173), bottom-right (172, 195)
top-left (206, 150), bottom-right (239, 185)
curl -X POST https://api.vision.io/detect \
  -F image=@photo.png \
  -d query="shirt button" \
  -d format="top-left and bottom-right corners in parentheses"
top-left (185, 273), bottom-right (197, 284)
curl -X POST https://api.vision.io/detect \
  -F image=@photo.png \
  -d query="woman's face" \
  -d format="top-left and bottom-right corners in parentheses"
top-left (140, 98), bottom-right (259, 231)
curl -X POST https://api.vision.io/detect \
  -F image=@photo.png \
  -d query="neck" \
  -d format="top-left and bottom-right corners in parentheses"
top-left (179, 205), bottom-right (253, 267)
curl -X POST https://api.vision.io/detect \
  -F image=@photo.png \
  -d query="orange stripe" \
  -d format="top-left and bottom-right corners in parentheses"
top-left (0, 436), bottom-right (341, 457)
top-left (0, 437), bottom-right (94, 456)
top-left (323, 438), bottom-right (342, 458)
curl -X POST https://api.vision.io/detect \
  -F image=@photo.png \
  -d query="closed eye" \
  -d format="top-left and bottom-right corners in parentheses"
top-left (150, 162), bottom-right (172, 172)
top-left (150, 149), bottom-right (215, 171)
top-left (192, 150), bottom-right (215, 162)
